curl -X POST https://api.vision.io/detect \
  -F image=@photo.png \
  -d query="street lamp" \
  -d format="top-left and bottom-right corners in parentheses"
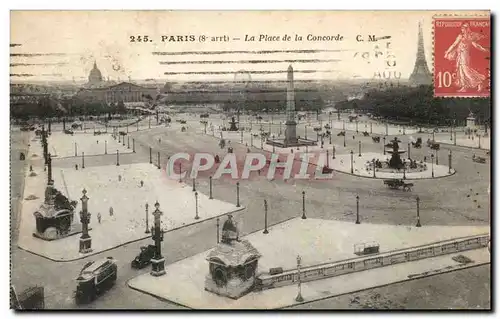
top-left (355, 195), bottom-right (360, 224)
top-left (343, 133), bottom-right (346, 147)
top-left (416, 196), bottom-right (421, 227)
top-left (295, 255), bottom-right (304, 302)
top-left (448, 150), bottom-right (452, 174)
top-left (383, 136), bottom-right (386, 155)
top-left (194, 191), bottom-right (199, 219)
top-left (150, 201), bottom-right (166, 276)
top-left (350, 150), bottom-right (354, 174)
top-left (263, 199), bottom-right (269, 234)
top-left (149, 147), bottom-right (152, 164)
top-left (301, 191), bottom-right (307, 219)
top-left (79, 189), bottom-right (92, 253)
top-left (116, 150), bottom-right (120, 166)
top-left (216, 217), bottom-right (220, 243)
top-left (435, 148), bottom-right (439, 165)
top-left (431, 154), bottom-right (434, 178)
top-left (209, 176), bottom-right (213, 199)
top-left (407, 142), bottom-right (410, 159)
top-left (145, 203), bottom-right (150, 233)
top-left (358, 140), bottom-right (361, 157)
top-left (236, 182), bottom-right (240, 207)
top-left (82, 152), bottom-right (85, 169)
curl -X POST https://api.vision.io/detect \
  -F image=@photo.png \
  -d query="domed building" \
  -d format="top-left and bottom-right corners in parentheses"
top-left (88, 61), bottom-right (103, 86)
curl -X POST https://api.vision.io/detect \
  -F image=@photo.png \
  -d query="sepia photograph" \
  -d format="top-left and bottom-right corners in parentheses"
top-left (8, 10), bottom-right (491, 310)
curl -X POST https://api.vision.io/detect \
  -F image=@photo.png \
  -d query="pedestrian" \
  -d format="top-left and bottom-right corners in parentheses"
top-left (140, 180), bottom-right (144, 187)
top-left (29, 165), bottom-right (33, 172)
top-left (97, 212), bottom-right (101, 224)
top-left (118, 175), bottom-right (122, 181)
top-left (424, 156), bottom-right (427, 162)
top-left (97, 140), bottom-right (99, 144)
top-left (109, 207), bottom-right (114, 217)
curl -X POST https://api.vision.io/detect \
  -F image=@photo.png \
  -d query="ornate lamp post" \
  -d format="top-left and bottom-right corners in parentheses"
top-left (329, 132), bottom-right (332, 144)
top-left (236, 182), bottom-right (240, 207)
top-left (250, 133), bottom-right (253, 147)
top-left (332, 145), bottom-right (336, 159)
top-left (350, 150), bottom-right (354, 174)
top-left (431, 154), bottom-right (435, 178)
top-left (149, 147), bottom-right (152, 164)
top-left (343, 132), bottom-right (346, 147)
top-left (105, 140), bottom-right (107, 154)
top-left (74, 143), bottom-right (78, 157)
top-left (435, 148), bottom-right (439, 165)
top-left (194, 191), bottom-right (199, 219)
top-left (157, 152), bottom-right (161, 169)
top-left (448, 150), bottom-right (452, 174)
top-left (133, 139), bottom-right (135, 153)
top-left (355, 195), bottom-right (360, 224)
top-left (192, 178), bottom-right (196, 191)
top-left (263, 199), bottom-right (269, 234)
top-left (116, 150), bottom-right (120, 166)
top-left (82, 152), bottom-right (85, 169)
top-left (358, 140), bottom-right (361, 157)
top-left (301, 191), bottom-right (307, 219)
top-left (416, 196), bottom-right (421, 227)
top-left (145, 203), bottom-right (150, 233)
top-left (79, 189), bottom-right (92, 254)
top-left (295, 255), bottom-right (304, 302)
top-left (356, 120), bottom-right (359, 133)
top-left (150, 201), bottom-right (166, 276)
top-left (454, 131), bottom-right (457, 146)
top-left (127, 136), bottom-right (130, 149)
top-left (383, 136), bottom-right (386, 155)
top-left (407, 142), bottom-right (410, 159)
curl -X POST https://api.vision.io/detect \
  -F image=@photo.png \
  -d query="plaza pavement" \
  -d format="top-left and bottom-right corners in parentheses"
top-left (17, 133), bottom-right (243, 261)
top-left (127, 217), bottom-right (489, 309)
top-left (10, 117), bottom-right (491, 309)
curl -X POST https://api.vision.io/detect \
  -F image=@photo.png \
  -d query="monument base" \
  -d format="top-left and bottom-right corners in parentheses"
top-left (79, 237), bottom-right (93, 254)
top-left (151, 257), bottom-right (166, 276)
top-left (204, 275), bottom-right (256, 299)
top-left (266, 138), bottom-right (318, 148)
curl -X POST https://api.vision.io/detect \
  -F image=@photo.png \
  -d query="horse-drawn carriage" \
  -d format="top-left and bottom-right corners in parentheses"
top-left (411, 137), bottom-right (422, 148)
top-left (362, 131), bottom-right (370, 136)
top-left (372, 136), bottom-right (380, 143)
top-left (427, 139), bottom-right (440, 150)
top-left (383, 179), bottom-right (413, 191)
top-left (131, 245), bottom-right (156, 269)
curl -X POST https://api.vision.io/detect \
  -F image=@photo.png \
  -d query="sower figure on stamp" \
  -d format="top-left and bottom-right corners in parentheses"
top-left (444, 23), bottom-right (489, 92)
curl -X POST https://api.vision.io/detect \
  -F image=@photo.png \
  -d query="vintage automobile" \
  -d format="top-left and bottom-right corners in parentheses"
top-left (372, 136), bottom-right (380, 143)
top-left (131, 245), bottom-right (156, 269)
top-left (75, 257), bottom-right (117, 304)
top-left (383, 179), bottom-right (413, 191)
top-left (473, 155), bottom-right (486, 164)
top-left (19, 152), bottom-right (25, 160)
top-left (71, 122), bottom-right (83, 130)
top-left (180, 120), bottom-right (187, 124)
top-left (430, 143), bottom-right (440, 150)
top-left (200, 113), bottom-right (209, 118)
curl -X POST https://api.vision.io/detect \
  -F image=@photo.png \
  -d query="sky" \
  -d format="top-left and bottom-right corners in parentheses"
top-left (9, 10), bottom-right (488, 83)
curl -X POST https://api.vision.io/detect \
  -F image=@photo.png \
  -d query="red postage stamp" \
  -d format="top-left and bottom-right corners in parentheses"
top-left (433, 17), bottom-right (491, 98)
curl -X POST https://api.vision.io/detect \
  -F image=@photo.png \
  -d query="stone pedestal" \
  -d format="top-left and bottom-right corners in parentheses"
top-left (150, 257), bottom-right (166, 276)
top-left (284, 120), bottom-right (298, 145)
top-left (79, 237), bottom-right (92, 254)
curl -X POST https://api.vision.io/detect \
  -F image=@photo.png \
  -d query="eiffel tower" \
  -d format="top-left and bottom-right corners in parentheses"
top-left (409, 22), bottom-right (432, 86)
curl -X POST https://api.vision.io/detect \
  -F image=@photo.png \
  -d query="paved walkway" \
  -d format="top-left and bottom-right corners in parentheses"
top-left (128, 217), bottom-right (489, 309)
top-left (48, 131), bottom-right (133, 158)
top-left (17, 140), bottom-right (242, 261)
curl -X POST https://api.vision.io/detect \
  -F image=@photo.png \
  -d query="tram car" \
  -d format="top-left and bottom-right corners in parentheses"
top-left (75, 257), bottom-right (117, 304)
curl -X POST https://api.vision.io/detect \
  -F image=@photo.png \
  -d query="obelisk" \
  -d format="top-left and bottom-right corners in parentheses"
top-left (284, 65), bottom-right (298, 145)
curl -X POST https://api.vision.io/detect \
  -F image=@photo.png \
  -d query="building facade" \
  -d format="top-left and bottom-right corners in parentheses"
top-left (76, 82), bottom-right (158, 103)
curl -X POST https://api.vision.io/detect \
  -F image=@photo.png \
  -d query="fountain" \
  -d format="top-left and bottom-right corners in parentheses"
top-left (385, 137), bottom-right (405, 169)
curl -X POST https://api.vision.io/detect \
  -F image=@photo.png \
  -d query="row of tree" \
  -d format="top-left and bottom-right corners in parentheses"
top-left (335, 85), bottom-right (491, 126)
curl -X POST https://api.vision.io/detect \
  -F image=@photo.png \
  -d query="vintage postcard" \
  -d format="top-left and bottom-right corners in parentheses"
top-left (10, 10), bottom-right (491, 310)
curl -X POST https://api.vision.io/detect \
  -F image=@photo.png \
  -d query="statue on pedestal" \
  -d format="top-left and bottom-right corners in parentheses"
top-left (205, 215), bottom-right (261, 299)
